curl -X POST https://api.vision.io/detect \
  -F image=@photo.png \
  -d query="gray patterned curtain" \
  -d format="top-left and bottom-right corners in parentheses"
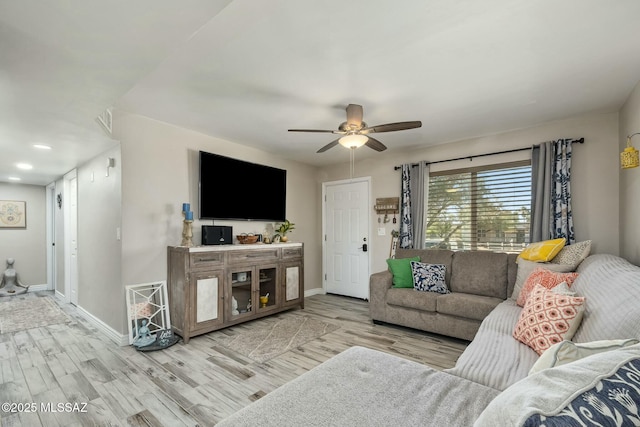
top-left (399, 164), bottom-right (413, 248)
top-left (399, 163), bottom-right (428, 249)
top-left (530, 139), bottom-right (575, 243)
top-left (551, 139), bottom-right (575, 243)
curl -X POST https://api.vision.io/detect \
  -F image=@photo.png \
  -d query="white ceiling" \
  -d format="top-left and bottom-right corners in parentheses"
top-left (3, 0), bottom-right (640, 185)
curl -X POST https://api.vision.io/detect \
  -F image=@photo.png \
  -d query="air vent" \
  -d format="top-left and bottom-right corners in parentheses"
top-left (96, 108), bottom-right (113, 135)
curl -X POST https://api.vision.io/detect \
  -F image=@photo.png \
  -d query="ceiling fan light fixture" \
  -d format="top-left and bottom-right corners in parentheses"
top-left (339, 134), bottom-right (368, 149)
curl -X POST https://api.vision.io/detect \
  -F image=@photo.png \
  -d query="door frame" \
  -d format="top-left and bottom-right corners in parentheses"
top-left (46, 182), bottom-right (56, 291)
top-left (63, 169), bottom-right (78, 305)
top-left (321, 177), bottom-right (372, 297)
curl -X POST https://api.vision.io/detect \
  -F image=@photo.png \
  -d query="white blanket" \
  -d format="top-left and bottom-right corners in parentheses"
top-left (474, 343), bottom-right (640, 426)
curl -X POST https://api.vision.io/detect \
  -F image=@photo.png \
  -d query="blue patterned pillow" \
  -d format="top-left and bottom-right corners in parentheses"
top-left (410, 261), bottom-right (449, 294)
top-left (523, 358), bottom-right (640, 426)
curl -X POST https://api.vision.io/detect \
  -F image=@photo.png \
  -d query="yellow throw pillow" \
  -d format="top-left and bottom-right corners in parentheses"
top-left (518, 238), bottom-right (566, 262)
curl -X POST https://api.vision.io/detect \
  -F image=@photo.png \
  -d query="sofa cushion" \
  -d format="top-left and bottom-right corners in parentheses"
top-left (386, 256), bottom-right (420, 288)
top-left (518, 238), bottom-right (566, 262)
top-left (386, 288), bottom-right (437, 312)
top-left (506, 253), bottom-right (519, 301)
top-left (445, 299), bottom-right (539, 391)
top-left (512, 284), bottom-right (585, 355)
top-left (395, 248), bottom-right (454, 285)
top-left (410, 261), bottom-right (449, 294)
top-left (436, 293), bottom-right (503, 322)
top-left (571, 254), bottom-right (640, 343)
top-left (474, 343), bottom-right (640, 427)
top-left (450, 251), bottom-right (509, 299)
top-left (515, 267), bottom-right (579, 307)
top-left (511, 258), bottom-right (575, 301)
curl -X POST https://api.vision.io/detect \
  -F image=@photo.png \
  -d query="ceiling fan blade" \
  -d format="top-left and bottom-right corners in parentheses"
top-left (346, 104), bottom-right (363, 127)
top-left (361, 121), bottom-right (422, 134)
top-left (317, 139), bottom-right (340, 153)
top-left (288, 128), bottom-right (336, 133)
top-left (365, 136), bottom-right (387, 152)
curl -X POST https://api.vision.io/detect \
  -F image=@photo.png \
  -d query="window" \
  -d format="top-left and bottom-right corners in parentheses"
top-left (425, 161), bottom-right (531, 252)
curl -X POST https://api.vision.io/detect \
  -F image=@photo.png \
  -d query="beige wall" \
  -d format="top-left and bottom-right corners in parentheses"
top-left (320, 112), bottom-right (620, 275)
top-left (0, 183), bottom-right (47, 286)
top-left (76, 146), bottom-right (123, 332)
top-left (619, 80), bottom-right (640, 265)
top-left (53, 109), bottom-right (625, 336)
top-left (114, 111), bottom-right (321, 334)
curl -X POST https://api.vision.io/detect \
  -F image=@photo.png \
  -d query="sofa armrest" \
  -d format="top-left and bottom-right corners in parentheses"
top-left (369, 270), bottom-right (392, 321)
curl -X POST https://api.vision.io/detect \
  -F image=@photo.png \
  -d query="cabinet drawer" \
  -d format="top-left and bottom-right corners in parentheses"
top-left (190, 252), bottom-right (224, 269)
top-left (282, 246), bottom-right (303, 259)
top-left (228, 248), bottom-right (280, 265)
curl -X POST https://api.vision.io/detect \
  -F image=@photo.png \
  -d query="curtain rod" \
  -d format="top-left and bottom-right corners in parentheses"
top-left (393, 137), bottom-right (584, 170)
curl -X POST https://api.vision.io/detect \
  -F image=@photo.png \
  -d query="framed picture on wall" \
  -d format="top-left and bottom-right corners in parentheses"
top-left (0, 200), bottom-right (26, 228)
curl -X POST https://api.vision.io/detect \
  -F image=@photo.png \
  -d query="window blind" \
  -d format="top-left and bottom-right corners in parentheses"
top-left (425, 161), bottom-right (531, 252)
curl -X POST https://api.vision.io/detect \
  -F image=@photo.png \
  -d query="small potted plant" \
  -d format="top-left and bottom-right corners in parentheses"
top-left (275, 219), bottom-right (295, 242)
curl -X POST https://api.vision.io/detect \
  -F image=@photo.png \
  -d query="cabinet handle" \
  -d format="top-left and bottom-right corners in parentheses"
top-left (196, 258), bottom-right (219, 262)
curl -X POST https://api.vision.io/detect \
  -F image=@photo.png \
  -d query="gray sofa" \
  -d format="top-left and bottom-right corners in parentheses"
top-left (218, 253), bottom-right (640, 426)
top-left (370, 248), bottom-right (518, 341)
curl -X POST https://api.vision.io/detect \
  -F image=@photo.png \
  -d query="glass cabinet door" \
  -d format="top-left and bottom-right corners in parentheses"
top-left (229, 268), bottom-right (254, 320)
top-left (257, 265), bottom-right (278, 313)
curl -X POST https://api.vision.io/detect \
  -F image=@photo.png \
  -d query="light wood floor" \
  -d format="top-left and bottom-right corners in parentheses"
top-left (0, 292), bottom-right (468, 427)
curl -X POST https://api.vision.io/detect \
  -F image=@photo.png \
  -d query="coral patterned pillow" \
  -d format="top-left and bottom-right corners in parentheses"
top-left (516, 267), bottom-right (579, 307)
top-left (513, 284), bottom-right (585, 355)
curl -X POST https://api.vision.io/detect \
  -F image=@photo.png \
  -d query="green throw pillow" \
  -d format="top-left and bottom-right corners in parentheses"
top-left (387, 256), bottom-right (421, 288)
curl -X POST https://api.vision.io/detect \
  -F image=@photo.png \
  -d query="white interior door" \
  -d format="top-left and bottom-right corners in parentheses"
top-left (323, 178), bottom-right (370, 299)
top-left (64, 169), bottom-right (79, 305)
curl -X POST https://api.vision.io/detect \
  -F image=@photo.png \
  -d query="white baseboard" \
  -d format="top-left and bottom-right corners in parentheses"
top-left (56, 288), bottom-right (322, 346)
top-left (69, 302), bottom-right (129, 346)
top-left (28, 283), bottom-right (51, 292)
top-left (304, 287), bottom-right (326, 297)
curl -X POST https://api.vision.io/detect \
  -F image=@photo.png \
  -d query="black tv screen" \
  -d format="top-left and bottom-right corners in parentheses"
top-left (199, 151), bottom-right (287, 221)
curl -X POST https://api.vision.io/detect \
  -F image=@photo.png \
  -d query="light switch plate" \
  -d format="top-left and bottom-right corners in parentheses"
top-left (378, 227), bottom-right (386, 236)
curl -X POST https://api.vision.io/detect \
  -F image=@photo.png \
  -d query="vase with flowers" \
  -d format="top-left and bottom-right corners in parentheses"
top-left (275, 219), bottom-right (295, 242)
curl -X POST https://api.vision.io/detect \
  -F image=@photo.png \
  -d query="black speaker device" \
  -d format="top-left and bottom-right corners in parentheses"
top-left (202, 226), bottom-right (233, 245)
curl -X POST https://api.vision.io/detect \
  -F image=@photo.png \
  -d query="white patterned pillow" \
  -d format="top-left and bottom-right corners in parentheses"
top-left (410, 261), bottom-right (449, 294)
top-left (512, 284), bottom-right (585, 355)
top-left (550, 240), bottom-right (591, 269)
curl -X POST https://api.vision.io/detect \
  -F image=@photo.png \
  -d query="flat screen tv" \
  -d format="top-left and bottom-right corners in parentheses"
top-left (199, 151), bottom-right (287, 221)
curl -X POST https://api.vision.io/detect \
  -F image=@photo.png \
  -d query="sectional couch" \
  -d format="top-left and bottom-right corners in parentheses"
top-left (218, 253), bottom-right (640, 426)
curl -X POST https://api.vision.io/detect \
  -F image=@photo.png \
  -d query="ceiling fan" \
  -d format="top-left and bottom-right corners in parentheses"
top-left (288, 104), bottom-right (422, 153)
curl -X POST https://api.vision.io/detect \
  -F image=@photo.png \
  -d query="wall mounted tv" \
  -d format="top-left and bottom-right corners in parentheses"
top-left (199, 151), bottom-right (287, 221)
